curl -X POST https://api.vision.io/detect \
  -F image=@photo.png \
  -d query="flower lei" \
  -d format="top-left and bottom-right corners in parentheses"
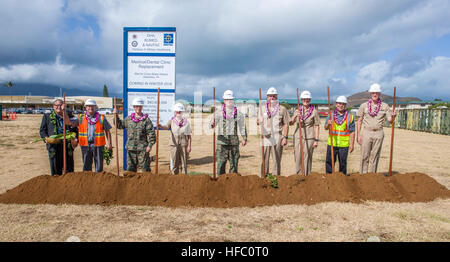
top-left (49, 110), bottom-right (73, 156)
top-left (368, 99), bottom-right (382, 117)
top-left (333, 108), bottom-right (348, 125)
top-left (130, 113), bottom-right (148, 123)
top-left (49, 110), bottom-right (58, 134)
top-left (298, 105), bottom-right (314, 121)
top-left (222, 104), bottom-right (237, 119)
top-left (266, 101), bottom-right (279, 118)
top-left (171, 116), bottom-right (186, 127)
top-left (85, 111), bottom-right (100, 125)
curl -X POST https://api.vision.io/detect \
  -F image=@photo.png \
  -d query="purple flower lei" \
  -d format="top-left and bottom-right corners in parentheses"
top-left (298, 105), bottom-right (314, 121)
top-left (368, 99), bottom-right (382, 117)
top-left (222, 104), bottom-right (237, 119)
top-left (333, 108), bottom-right (348, 125)
top-left (171, 116), bottom-right (186, 127)
top-left (130, 113), bottom-right (148, 123)
top-left (266, 101), bottom-right (279, 118)
top-left (85, 111), bottom-right (99, 125)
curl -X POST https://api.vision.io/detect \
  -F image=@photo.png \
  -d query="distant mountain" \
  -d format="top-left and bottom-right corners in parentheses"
top-left (1, 83), bottom-right (423, 106)
top-left (347, 91), bottom-right (421, 107)
top-left (0, 83), bottom-right (121, 98)
top-left (0, 82), bottom-right (204, 102)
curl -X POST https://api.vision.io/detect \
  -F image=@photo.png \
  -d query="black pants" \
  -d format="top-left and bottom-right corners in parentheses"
top-left (326, 145), bottom-right (349, 175)
top-left (81, 144), bottom-right (104, 172)
top-left (48, 143), bottom-right (74, 176)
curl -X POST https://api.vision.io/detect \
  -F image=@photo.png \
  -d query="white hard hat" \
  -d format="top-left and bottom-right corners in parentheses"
top-left (369, 83), bottom-right (382, 93)
top-left (266, 87), bottom-right (278, 95)
top-left (336, 95), bottom-right (348, 104)
top-left (132, 97), bottom-right (145, 106)
top-left (172, 103), bottom-right (185, 112)
top-left (85, 99), bottom-right (97, 106)
top-left (223, 90), bottom-right (234, 100)
top-left (300, 91), bottom-right (312, 99)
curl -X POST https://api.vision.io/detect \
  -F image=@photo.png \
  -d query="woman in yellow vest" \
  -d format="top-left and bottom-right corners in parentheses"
top-left (324, 96), bottom-right (355, 175)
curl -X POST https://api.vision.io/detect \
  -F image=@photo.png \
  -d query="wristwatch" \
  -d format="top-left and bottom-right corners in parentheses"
top-left (284, 136), bottom-right (288, 139)
top-left (314, 138), bottom-right (319, 142)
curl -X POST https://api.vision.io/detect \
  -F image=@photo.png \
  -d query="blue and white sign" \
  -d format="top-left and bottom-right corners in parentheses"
top-left (127, 56), bottom-right (175, 90)
top-left (127, 31), bottom-right (176, 54)
top-left (123, 27), bottom-right (176, 170)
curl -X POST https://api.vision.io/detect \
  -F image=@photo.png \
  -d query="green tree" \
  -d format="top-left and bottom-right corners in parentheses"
top-left (103, 84), bottom-right (109, 97)
top-left (429, 102), bottom-right (450, 109)
top-left (4, 81), bottom-right (14, 101)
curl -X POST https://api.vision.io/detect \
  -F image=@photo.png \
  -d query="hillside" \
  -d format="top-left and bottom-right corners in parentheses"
top-left (347, 91), bottom-right (421, 107)
top-left (0, 83), bottom-right (120, 98)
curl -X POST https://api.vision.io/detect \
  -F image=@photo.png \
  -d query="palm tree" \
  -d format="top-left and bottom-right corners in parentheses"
top-left (4, 81), bottom-right (14, 102)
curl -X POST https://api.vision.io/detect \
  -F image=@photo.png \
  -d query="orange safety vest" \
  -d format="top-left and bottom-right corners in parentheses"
top-left (78, 113), bottom-right (106, 146)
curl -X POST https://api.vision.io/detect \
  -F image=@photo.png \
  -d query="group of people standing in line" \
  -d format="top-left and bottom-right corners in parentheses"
top-left (39, 83), bottom-right (396, 177)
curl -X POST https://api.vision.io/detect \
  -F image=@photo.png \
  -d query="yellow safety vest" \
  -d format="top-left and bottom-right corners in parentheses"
top-left (327, 113), bottom-right (353, 147)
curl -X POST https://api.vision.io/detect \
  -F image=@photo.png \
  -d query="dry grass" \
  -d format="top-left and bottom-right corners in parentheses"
top-left (0, 200), bottom-right (448, 242)
top-left (0, 114), bottom-right (449, 242)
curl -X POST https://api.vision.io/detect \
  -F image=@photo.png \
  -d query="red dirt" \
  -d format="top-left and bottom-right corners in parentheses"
top-left (0, 172), bottom-right (449, 207)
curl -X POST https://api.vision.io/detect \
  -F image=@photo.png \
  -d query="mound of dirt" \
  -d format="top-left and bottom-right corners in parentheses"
top-left (0, 172), bottom-right (449, 207)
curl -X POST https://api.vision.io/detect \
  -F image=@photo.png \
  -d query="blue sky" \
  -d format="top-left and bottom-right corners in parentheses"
top-left (0, 0), bottom-right (449, 100)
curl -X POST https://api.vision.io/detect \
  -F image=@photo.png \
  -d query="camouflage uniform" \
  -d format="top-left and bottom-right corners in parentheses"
top-left (115, 115), bottom-right (156, 172)
top-left (210, 107), bottom-right (247, 175)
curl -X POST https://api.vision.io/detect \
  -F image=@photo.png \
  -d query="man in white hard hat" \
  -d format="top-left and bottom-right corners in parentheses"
top-left (289, 90), bottom-right (320, 175)
top-left (113, 97), bottom-right (156, 172)
top-left (324, 95), bottom-right (355, 175)
top-left (210, 90), bottom-right (247, 175)
top-left (356, 83), bottom-right (396, 173)
top-left (65, 99), bottom-right (112, 172)
top-left (257, 87), bottom-right (289, 177)
top-left (158, 103), bottom-right (192, 174)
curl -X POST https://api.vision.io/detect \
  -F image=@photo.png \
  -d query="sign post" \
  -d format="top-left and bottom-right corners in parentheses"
top-left (123, 27), bottom-right (176, 170)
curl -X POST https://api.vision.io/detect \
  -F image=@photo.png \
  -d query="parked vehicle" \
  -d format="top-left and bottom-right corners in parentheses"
top-left (98, 108), bottom-right (113, 115)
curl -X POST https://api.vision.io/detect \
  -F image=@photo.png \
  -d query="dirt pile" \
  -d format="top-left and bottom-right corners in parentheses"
top-left (0, 172), bottom-right (449, 207)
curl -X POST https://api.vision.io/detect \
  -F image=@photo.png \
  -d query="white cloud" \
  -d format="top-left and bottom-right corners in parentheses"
top-left (0, 56), bottom-right (121, 92)
top-left (0, 0), bottom-right (449, 99)
top-left (354, 56), bottom-right (450, 99)
top-left (0, 0), bottom-right (63, 64)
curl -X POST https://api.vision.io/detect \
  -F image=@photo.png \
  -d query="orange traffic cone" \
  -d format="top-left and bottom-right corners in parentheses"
top-left (13, 112), bottom-right (17, 120)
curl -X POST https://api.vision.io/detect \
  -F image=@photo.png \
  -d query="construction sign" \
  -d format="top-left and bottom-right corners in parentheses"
top-left (123, 27), bottom-right (176, 170)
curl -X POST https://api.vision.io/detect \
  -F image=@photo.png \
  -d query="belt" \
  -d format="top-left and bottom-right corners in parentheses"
top-left (365, 127), bottom-right (381, 131)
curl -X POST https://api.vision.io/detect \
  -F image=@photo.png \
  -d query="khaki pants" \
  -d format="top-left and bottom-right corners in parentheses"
top-left (360, 130), bottom-right (384, 173)
top-left (261, 135), bottom-right (284, 177)
top-left (293, 137), bottom-right (315, 175)
top-left (170, 145), bottom-right (188, 175)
